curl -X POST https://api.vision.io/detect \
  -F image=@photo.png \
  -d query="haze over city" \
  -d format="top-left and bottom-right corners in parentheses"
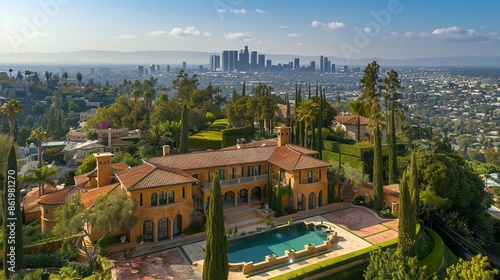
top-left (1, 0), bottom-right (500, 65)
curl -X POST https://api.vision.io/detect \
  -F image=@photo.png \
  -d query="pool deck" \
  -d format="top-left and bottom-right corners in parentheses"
top-left (112, 203), bottom-right (398, 279)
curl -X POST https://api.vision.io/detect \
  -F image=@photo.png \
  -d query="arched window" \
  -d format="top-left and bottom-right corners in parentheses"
top-left (151, 192), bottom-right (158, 206)
top-left (168, 190), bottom-right (175, 203)
top-left (159, 191), bottom-right (167, 205)
top-left (143, 220), bottom-right (153, 242)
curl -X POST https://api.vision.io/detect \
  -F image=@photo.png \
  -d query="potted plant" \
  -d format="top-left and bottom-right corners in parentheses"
top-left (136, 234), bottom-right (144, 244)
top-left (265, 215), bottom-right (274, 227)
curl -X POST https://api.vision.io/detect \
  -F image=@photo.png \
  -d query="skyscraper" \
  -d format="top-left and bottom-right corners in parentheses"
top-left (182, 61), bottom-right (187, 71)
top-left (309, 61), bottom-right (316, 71)
top-left (258, 54), bottom-right (265, 69)
top-left (138, 65), bottom-right (144, 75)
top-left (238, 46), bottom-right (250, 72)
top-left (210, 55), bottom-right (220, 71)
top-left (320, 55), bottom-right (324, 72)
top-left (294, 58), bottom-right (300, 70)
top-left (222, 51), bottom-right (229, 72)
top-left (331, 64), bottom-right (336, 73)
top-left (323, 57), bottom-right (330, 72)
top-left (266, 60), bottom-right (272, 68)
top-left (343, 65), bottom-right (348, 73)
top-left (250, 51), bottom-right (257, 70)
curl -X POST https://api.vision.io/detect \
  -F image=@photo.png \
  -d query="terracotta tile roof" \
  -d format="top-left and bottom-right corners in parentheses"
top-left (363, 183), bottom-right (400, 198)
top-left (146, 147), bottom-right (275, 170)
top-left (37, 186), bottom-right (84, 206)
top-left (23, 186), bottom-right (59, 211)
top-left (335, 115), bottom-right (369, 126)
top-left (74, 162), bottom-right (129, 188)
top-left (81, 183), bottom-right (121, 208)
top-left (268, 145), bottom-right (331, 171)
top-left (116, 163), bottom-right (197, 191)
top-left (286, 144), bottom-right (319, 156)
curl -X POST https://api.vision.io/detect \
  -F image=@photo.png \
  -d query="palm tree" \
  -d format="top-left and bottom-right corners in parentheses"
top-left (347, 99), bottom-right (368, 141)
top-left (296, 99), bottom-right (319, 148)
top-left (76, 72), bottom-right (83, 86)
top-left (131, 89), bottom-right (142, 129)
top-left (62, 72), bottom-right (69, 81)
top-left (22, 166), bottom-right (59, 197)
top-left (8, 68), bottom-right (13, 78)
top-left (139, 124), bottom-right (173, 156)
top-left (0, 99), bottom-right (23, 138)
top-left (28, 127), bottom-right (50, 168)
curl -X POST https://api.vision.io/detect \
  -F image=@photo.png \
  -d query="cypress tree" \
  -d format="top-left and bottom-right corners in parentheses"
top-left (373, 121), bottom-right (383, 211)
top-left (285, 94), bottom-right (291, 127)
top-left (180, 104), bottom-right (189, 154)
top-left (388, 99), bottom-right (397, 183)
top-left (3, 145), bottom-right (23, 278)
top-left (203, 175), bottom-right (228, 280)
top-left (317, 87), bottom-right (324, 159)
top-left (398, 151), bottom-right (418, 258)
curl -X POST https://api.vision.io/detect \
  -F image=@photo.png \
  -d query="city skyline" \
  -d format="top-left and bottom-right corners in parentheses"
top-left (1, 1), bottom-right (500, 61)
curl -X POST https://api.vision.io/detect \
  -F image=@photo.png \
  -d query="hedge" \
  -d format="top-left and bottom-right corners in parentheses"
top-left (221, 126), bottom-right (254, 147)
top-left (322, 150), bottom-right (364, 171)
top-left (269, 237), bottom-right (398, 280)
top-left (188, 136), bottom-right (222, 150)
top-left (419, 226), bottom-right (445, 277)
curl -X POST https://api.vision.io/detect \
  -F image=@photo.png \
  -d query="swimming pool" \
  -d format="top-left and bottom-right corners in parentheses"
top-left (227, 222), bottom-right (330, 264)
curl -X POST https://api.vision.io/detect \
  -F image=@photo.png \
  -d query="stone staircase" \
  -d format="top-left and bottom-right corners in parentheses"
top-left (341, 184), bottom-right (356, 204)
top-left (224, 205), bottom-right (263, 230)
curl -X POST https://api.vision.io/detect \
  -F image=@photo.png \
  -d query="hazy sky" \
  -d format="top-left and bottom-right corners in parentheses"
top-left (1, 0), bottom-right (499, 59)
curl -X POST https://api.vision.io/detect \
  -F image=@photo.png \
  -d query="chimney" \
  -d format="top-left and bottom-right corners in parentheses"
top-left (95, 152), bottom-right (113, 188)
top-left (162, 145), bottom-right (171, 156)
top-left (276, 126), bottom-right (291, 146)
top-left (107, 128), bottom-right (112, 150)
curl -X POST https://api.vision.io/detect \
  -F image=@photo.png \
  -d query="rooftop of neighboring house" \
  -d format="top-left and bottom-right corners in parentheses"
top-left (335, 114), bottom-right (369, 126)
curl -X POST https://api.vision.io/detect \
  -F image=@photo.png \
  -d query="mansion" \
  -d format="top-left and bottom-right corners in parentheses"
top-left (30, 127), bottom-right (332, 244)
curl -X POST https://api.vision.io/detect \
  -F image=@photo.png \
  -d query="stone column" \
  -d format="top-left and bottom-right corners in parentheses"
top-left (235, 194), bottom-right (238, 207)
top-left (203, 200), bottom-right (207, 215)
top-left (169, 219), bottom-right (174, 240)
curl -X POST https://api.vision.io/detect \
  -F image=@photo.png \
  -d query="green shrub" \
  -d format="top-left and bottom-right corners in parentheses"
top-left (379, 207), bottom-right (395, 218)
top-left (59, 266), bottom-right (79, 279)
top-left (325, 135), bottom-right (356, 145)
top-left (67, 261), bottom-right (93, 278)
top-left (221, 126), bottom-right (254, 147)
top-left (284, 206), bottom-right (297, 215)
top-left (23, 253), bottom-right (71, 268)
top-left (184, 216), bottom-right (207, 235)
top-left (188, 137), bottom-right (222, 150)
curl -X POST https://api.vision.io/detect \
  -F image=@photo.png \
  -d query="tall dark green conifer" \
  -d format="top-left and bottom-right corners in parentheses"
top-left (180, 104), bottom-right (189, 154)
top-left (285, 94), bottom-right (291, 127)
top-left (241, 80), bottom-right (246, 97)
top-left (385, 69), bottom-right (401, 184)
top-left (398, 151), bottom-right (418, 258)
top-left (203, 175), bottom-right (228, 280)
top-left (373, 121), bottom-right (383, 211)
top-left (317, 88), bottom-right (324, 159)
top-left (3, 146), bottom-right (23, 278)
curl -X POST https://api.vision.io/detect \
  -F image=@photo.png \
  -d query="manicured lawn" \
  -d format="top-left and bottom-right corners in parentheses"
top-left (190, 119), bottom-right (228, 140)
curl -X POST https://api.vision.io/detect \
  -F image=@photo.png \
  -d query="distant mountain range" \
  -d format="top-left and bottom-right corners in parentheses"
top-left (1, 50), bottom-right (500, 67)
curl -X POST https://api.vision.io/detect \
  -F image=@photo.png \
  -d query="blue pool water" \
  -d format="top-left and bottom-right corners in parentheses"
top-left (227, 222), bottom-right (329, 264)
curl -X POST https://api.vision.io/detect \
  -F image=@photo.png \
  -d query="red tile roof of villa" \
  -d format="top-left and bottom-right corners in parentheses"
top-left (268, 145), bottom-right (330, 171)
top-left (37, 186), bottom-right (84, 206)
top-left (81, 183), bottom-right (121, 208)
top-left (363, 183), bottom-right (401, 198)
top-left (116, 163), bottom-right (197, 191)
top-left (74, 162), bottom-right (129, 188)
top-left (336, 115), bottom-right (369, 126)
top-left (146, 143), bottom-right (329, 172)
top-left (23, 186), bottom-right (60, 211)
top-left (146, 146), bottom-right (276, 170)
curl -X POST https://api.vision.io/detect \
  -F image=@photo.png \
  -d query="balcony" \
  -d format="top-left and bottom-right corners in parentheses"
top-left (202, 174), bottom-right (268, 190)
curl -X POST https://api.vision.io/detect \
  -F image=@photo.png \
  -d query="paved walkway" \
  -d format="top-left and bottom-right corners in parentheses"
top-left (111, 203), bottom-right (399, 280)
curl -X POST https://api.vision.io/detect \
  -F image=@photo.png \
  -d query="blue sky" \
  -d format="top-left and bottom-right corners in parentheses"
top-left (1, 0), bottom-right (499, 59)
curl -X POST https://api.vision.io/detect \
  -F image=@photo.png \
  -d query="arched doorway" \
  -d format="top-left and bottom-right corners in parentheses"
top-left (318, 190), bottom-right (323, 207)
top-left (224, 191), bottom-right (235, 202)
top-left (143, 220), bottom-right (153, 242)
top-left (297, 194), bottom-right (304, 210)
top-left (173, 214), bottom-right (182, 237)
top-left (251, 186), bottom-right (262, 201)
top-left (239, 189), bottom-right (248, 202)
top-left (308, 192), bottom-right (316, 210)
top-left (158, 218), bottom-right (169, 241)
